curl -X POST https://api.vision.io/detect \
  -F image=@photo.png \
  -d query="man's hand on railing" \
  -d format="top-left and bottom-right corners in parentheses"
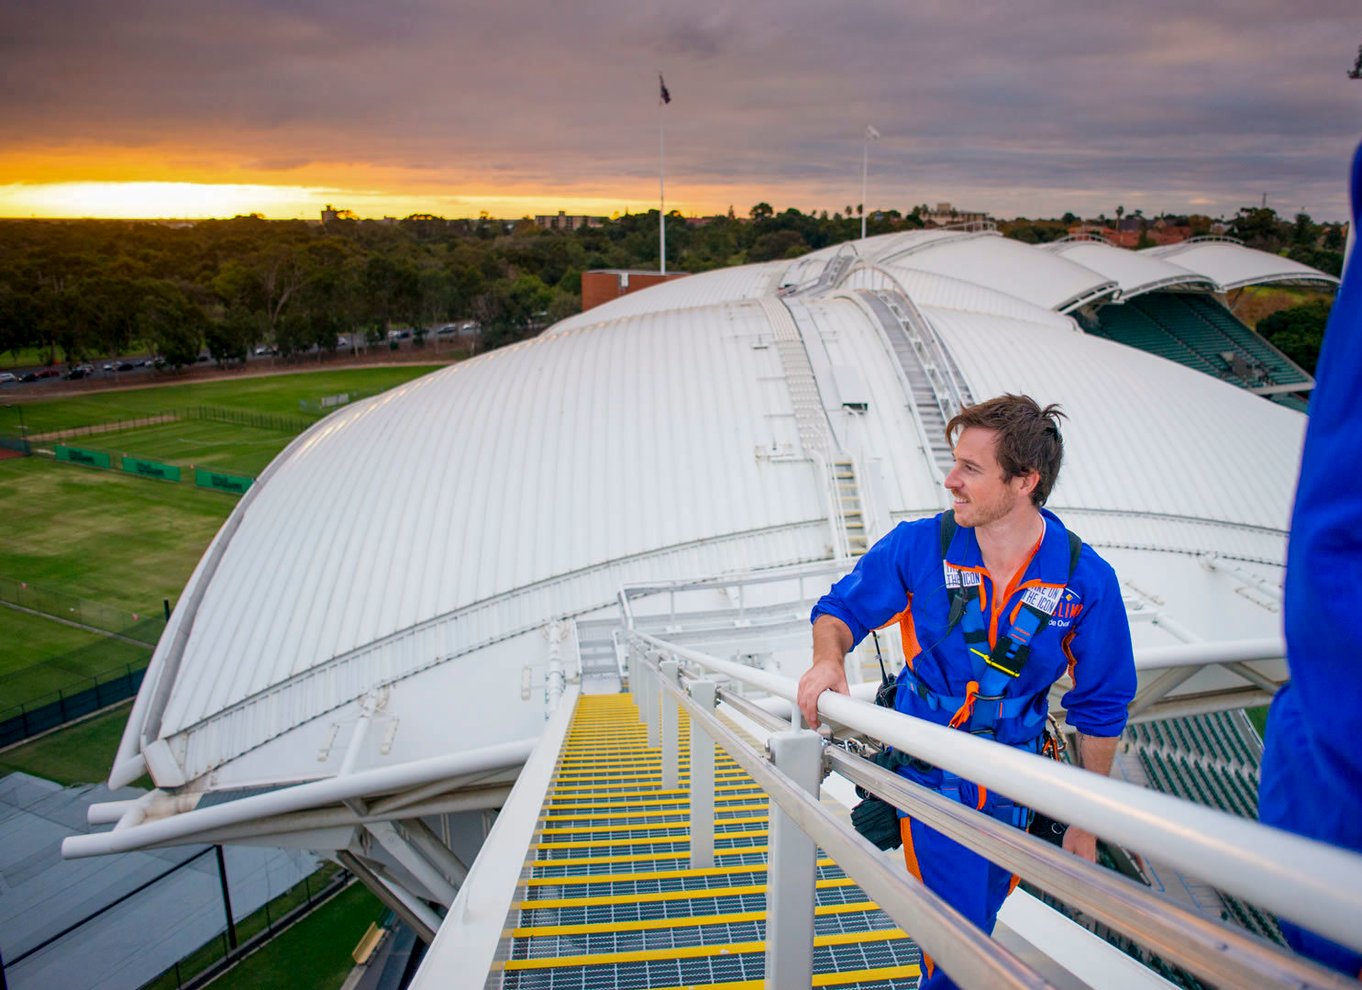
top-left (797, 659), bottom-right (849, 728)
top-left (1062, 825), bottom-right (1099, 862)
top-left (800, 616), bottom-right (856, 727)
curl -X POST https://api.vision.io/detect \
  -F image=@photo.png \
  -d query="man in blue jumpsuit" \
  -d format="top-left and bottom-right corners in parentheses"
top-left (1257, 140), bottom-right (1362, 978)
top-left (797, 394), bottom-right (1136, 990)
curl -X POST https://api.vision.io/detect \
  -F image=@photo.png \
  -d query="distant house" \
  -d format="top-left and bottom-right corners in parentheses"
top-left (922, 202), bottom-right (989, 227)
top-left (535, 211), bottom-right (607, 231)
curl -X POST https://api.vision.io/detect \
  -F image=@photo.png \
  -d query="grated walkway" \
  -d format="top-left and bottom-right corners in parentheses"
top-left (502, 694), bottom-right (921, 989)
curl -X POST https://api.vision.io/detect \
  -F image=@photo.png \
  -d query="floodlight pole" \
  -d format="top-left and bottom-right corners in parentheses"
top-left (861, 135), bottom-right (869, 241)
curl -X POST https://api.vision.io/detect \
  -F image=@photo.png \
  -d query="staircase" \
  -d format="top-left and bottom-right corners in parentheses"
top-left (499, 694), bottom-right (921, 988)
top-left (832, 459), bottom-right (869, 557)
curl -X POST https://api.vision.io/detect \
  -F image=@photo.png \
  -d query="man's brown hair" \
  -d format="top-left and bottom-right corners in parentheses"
top-left (945, 394), bottom-right (1066, 506)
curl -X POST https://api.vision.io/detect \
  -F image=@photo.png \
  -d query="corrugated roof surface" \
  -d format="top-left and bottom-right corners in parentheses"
top-left (548, 262), bottom-right (789, 335)
top-left (153, 303), bottom-right (828, 737)
top-left (1142, 239), bottom-right (1340, 291)
top-left (123, 231), bottom-right (1310, 789)
top-left (936, 307), bottom-right (1303, 531)
top-left (1042, 240), bottom-right (1215, 299)
top-left (871, 232), bottom-right (1118, 312)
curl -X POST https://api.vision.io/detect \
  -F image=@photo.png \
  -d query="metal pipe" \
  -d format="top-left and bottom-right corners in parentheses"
top-left (826, 748), bottom-right (1357, 990)
top-left (338, 851), bottom-right (439, 943)
top-left (656, 669), bottom-right (1048, 989)
top-left (187, 786), bottom-right (514, 846)
top-left (1134, 637), bottom-right (1284, 669)
top-left (632, 631), bottom-right (1362, 954)
top-left (367, 821), bottom-right (459, 906)
top-left (63, 736), bottom-right (536, 858)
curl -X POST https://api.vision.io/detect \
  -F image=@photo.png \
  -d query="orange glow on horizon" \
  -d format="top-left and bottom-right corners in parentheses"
top-left (0, 180), bottom-right (732, 221)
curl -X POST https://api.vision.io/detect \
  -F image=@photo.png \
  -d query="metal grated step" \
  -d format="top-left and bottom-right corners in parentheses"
top-left (502, 693), bottom-right (921, 988)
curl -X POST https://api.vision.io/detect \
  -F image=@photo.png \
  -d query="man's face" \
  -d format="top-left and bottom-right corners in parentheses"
top-left (944, 426), bottom-right (1036, 528)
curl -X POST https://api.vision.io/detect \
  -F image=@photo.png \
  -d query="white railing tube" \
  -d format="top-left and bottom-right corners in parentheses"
top-left (654, 665), bottom-right (1050, 989)
top-left (630, 631), bottom-right (1362, 955)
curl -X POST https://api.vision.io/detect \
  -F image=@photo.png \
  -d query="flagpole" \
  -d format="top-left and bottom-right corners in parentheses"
top-left (659, 97), bottom-right (666, 274)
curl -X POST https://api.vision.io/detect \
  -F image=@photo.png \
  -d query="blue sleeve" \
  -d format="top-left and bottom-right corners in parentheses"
top-left (1281, 144), bottom-right (1362, 749)
top-left (810, 520), bottom-right (919, 646)
top-left (1059, 549), bottom-right (1136, 737)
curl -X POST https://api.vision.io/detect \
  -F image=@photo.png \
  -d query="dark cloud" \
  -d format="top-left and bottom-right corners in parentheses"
top-left (0, 0), bottom-right (1357, 217)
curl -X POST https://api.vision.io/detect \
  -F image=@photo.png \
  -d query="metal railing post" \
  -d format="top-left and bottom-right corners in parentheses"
top-left (689, 679), bottom-right (717, 869)
top-left (764, 730), bottom-right (823, 990)
top-left (659, 659), bottom-right (680, 789)
top-left (644, 655), bottom-right (660, 748)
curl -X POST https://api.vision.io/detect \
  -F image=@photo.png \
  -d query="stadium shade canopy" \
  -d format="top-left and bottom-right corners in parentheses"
top-left (105, 228), bottom-right (1321, 815)
top-left (1042, 236), bottom-right (1218, 300)
top-left (1142, 236), bottom-right (1341, 291)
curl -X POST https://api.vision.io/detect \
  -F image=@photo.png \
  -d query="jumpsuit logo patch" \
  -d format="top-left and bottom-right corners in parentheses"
top-left (1048, 588), bottom-right (1085, 630)
top-left (943, 563), bottom-right (981, 589)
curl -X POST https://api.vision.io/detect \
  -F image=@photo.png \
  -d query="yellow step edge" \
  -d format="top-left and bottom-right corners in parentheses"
top-left (545, 794), bottom-right (766, 812)
top-left (501, 926), bottom-right (909, 971)
top-left (532, 845), bottom-right (771, 869)
top-left (540, 814), bottom-right (770, 836)
top-left (541, 802), bottom-right (769, 823)
top-left (525, 857), bottom-right (835, 887)
top-left (550, 783), bottom-right (762, 800)
top-left (650, 964), bottom-right (922, 990)
top-left (520, 876), bottom-right (858, 910)
top-left (550, 775), bottom-right (753, 792)
top-left (513, 900), bottom-right (892, 938)
top-left (537, 828), bottom-right (768, 850)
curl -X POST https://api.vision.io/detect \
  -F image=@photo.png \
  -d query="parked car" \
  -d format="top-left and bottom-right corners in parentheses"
top-left (65, 367), bottom-right (90, 380)
top-left (0, 372), bottom-right (16, 383)
top-left (36, 369), bottom-right (60, 379)
top-left (116, 362), bottom-right (136, 372)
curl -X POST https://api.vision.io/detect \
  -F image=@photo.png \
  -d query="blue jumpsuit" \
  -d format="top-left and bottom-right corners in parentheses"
top-left (813, 508), bottom-right (1136, 989)
top-left (1257, 140), bottom-right (1362, 978)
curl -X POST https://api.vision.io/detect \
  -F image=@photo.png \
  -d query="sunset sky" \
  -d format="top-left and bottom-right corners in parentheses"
top-left (1, 0), bottom-right (1358, 221)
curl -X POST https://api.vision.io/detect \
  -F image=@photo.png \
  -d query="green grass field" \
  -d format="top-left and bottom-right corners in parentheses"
top-left (88, 418), bottom-right (298, 476)
top-left (0, 702), bottom-right (146, 784)
top-left (0, 608), bottom-right (150, 709)
top-left (199, 881), bottom-right (384, 990)
top-left (0, 456), bottom-right (234, 611)
top-left (3, 365), bottom-right (442, 436)
top-left (0, 365), bottom-right (443, 713)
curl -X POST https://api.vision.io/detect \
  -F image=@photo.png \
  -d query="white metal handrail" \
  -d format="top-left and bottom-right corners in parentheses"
top-left (629, 630), bottom-right (1362, 957)
top-left (715, 685), bottom-right (1353, 990)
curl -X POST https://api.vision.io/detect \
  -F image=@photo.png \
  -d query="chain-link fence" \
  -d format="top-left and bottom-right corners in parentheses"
top-left (0, 576), bottom-right (165, 644)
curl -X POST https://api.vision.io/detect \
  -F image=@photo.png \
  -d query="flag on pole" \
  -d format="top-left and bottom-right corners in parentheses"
top-left (659, 74), bottom-right (671, 105)
top-left (866, 124), bottom-right (881, 141)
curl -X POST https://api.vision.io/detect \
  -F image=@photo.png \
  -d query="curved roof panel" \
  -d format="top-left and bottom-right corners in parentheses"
top-left (548, 261), bottom-right (788, 334)
top-left (869, 231), bottom-right (1119, 313)
top-left (1142, 238), bottom-right (1340, 291)
top-left (116, 232), bottom-right (1307, 793)
top-left (1042, 239), bottom-right (1216, 299)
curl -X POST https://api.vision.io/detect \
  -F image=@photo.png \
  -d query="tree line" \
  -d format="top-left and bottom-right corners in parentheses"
top-left (0, 203), bottom-right (1344, 371)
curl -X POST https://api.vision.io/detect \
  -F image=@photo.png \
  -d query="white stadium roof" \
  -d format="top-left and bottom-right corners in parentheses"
top-left (1142, 236), bottom-right (1340, 292)
top-left (66, 215), bottom-right (1358, 990)
top-left (1042, 236), bottom-right (1217, 299)
top-left (106, 227), bottom-right (1331, 799)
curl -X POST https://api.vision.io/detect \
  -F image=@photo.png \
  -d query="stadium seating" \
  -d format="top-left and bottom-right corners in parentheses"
top-left (1092, 292), bottom-right (1309, 391)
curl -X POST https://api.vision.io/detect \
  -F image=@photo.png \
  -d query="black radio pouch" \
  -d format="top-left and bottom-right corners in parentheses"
top-left (850, 632), bottom-right (906, 850)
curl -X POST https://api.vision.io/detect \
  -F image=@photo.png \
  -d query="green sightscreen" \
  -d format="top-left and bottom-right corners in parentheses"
top-left (54, 445), bottom-right (112, 469)
top-left (194, 467), bottom-right (254, 495)
top-left (121, 456), bottom-right (182, 482)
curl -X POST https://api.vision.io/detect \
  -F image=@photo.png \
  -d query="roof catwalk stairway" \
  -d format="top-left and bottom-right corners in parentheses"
top-left (500, 693), bottom-right (922, 989)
